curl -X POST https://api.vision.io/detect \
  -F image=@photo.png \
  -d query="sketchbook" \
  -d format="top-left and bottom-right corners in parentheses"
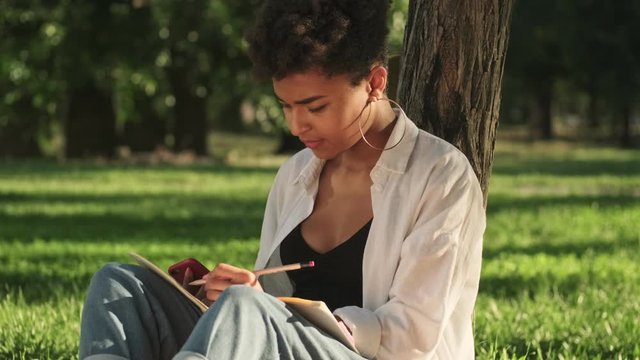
top-left (129, 252), bottom-right (356, 351)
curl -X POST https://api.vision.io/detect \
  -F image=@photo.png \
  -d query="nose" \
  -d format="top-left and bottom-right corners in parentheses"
top-left (286, 109), bottom-right (311, 136)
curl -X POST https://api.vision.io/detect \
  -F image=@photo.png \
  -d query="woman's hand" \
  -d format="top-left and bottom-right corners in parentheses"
top-left (202, 263), bottom-right (263, 302)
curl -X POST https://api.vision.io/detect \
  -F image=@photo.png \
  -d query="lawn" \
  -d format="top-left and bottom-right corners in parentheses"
top-left (0, 134), bottom-right (638, 359)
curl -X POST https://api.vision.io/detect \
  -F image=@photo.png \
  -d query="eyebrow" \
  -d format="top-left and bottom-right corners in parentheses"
top-left (274, 94), bottom-right (327, 105)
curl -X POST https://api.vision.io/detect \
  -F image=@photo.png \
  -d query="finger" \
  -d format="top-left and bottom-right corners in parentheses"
top-left (206, 288), bottom-right (223, 302)
top-left (204, 278), bottom-right (234, 293)
top-left (210, 263), bottom-right (256, 285)
top-left (203, 277), bottom-right (243, 301)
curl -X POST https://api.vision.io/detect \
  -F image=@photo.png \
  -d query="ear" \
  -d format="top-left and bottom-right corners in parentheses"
top-left (367, 65), bottom-right (388, 102)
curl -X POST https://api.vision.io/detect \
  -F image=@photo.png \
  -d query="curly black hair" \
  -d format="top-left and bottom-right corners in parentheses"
top-left (246, 0), bottom-right (391, 85)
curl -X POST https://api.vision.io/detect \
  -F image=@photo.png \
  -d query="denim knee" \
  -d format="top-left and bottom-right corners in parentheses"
top-left (90, 263), bottom-right (132, 285)
top-left (87, 263), bottom-right (143, 300)
top-left (213, 285), bottom-right (271, 312)
top-left (217, 285), bottom-right (261, 302)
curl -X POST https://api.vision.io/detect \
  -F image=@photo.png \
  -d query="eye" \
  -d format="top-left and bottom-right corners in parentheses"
top-left (309, 104), bottom-right (328, 113)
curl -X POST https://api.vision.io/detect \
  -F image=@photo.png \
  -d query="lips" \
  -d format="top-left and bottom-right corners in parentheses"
top-left (301, 139), bottom-right (322, 149)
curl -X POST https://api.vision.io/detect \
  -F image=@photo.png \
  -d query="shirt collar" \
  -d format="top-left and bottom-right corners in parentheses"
top-left (292, 154), bottom-right (325, 191)
top-left (373, 107), bottom-right (419, 175)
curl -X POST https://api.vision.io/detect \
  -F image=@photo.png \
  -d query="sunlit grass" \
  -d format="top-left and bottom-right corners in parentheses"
top-left (0, 135), bottom-right (639, 358)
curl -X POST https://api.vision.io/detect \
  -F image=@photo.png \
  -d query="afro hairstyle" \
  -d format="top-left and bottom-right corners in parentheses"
top-left (246, 0), bottom-right (391, 84)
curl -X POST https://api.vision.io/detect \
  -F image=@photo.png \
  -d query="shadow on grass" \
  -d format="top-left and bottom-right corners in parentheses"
top-left (492, 157), bottom-right (640, 177)
top-left (0, 160), bottom-right (279, 176)
top-left (479, 248), bottom-right (638, 300)
top-left (483, 236), bottom-right (639, 260)
top-left (0, 191), bottom-right (269, 243)
top-left (0, 251), bottom-right (251, 303)
top-left (0, 165), bottom-right (274, 302)
top-left (0, 209), bottom-right (264, 244)
top-left (0, 191), bottom-right (267, 209)
top-left (0, 269), bottom-right (92, 302)
top-left (479, 272), bottom-right (585, 299)
top-left (488, 193), bottom-right (640, 214)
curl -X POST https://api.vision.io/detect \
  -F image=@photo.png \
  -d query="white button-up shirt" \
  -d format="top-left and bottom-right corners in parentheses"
top-left (255, 110), bottom-right (486, 359)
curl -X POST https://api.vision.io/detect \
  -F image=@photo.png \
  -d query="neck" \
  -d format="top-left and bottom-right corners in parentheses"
top-left (331, 100), bottom-right (397, 173)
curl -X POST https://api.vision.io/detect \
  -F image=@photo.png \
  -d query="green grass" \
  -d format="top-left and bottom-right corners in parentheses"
top-left (0, 136), bottom-right (639, 359)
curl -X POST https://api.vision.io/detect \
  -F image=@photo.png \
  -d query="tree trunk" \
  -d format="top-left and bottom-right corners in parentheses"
top-left (65, 81), bottom-right (116, 158)
top-left (167, 63), bottom-right (208, 156)
top-left (387, 55), bottom-right (402, 102)
top-left (215, 94), bottom-right (246, 133)
top-left (398, 0), bottom-right (513, 205)
top-left (535, 83), bottom-right (553, 140)
top-left (165, 0), bottom-right (208, 156)
top-left (122, 92), bottom-right (166, 152)
top-left (0, 96), bottom-right (41, 158)
top-left (620, 102), bottom-right (632, 148)
top-left (587, 80), bottom-right (599, 129)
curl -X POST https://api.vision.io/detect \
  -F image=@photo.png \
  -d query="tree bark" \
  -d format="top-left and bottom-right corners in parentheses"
top-left (397, 0), bottom-right (513, 205)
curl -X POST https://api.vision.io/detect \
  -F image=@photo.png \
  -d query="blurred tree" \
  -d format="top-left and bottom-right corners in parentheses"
top-left (501, 0), bottom-right (638, 147)
top-left (151, 0), bottom-right (212, 155)
top-left (0, 0), bottom-right (171, 158)
top-left (65, 81), bottom-right (117, 158)
top-left (398, 0), bottom-right (513, 204)
top-left (0, 0), bottom-right (409, 158)
top-left (59, 0), bottom-right (126, 158)
top-left (502, 0), bottom-right (566, 140)
top-left (161, 0), bottom-right (209, 155)
top-left (562, 0), bottom-right (609, 130)
top-left (0, 0), bottom-right (62, 157)
top-left (206, 1), bottom-right (261, 134)
top-left (0, 96), bottom-right (41, 157)
top-left (146, 0), bottom-right (262, 155)
top-left (558, 0), bottom-right (639, 146)
top-left (121, 95), bottom-right (166, 152)
top-left (116, 5), bottom-right (167, 152)
top-left (605, 0), bottom-right (640, 148)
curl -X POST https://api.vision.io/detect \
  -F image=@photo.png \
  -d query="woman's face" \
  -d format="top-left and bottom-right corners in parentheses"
top-left (273, 71), bottom-right (370, 160)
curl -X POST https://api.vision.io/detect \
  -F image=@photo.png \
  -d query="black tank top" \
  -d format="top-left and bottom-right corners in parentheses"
top-left (279, 219), bottom-right (372, 311)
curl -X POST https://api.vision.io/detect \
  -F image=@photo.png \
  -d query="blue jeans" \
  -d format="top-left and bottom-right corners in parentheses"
top-left (80, 263), bottom-right (365, 360)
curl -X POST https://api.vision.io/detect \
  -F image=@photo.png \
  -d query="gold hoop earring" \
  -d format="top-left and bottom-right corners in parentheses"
top-left (358, 97), bottom-right (407, 151)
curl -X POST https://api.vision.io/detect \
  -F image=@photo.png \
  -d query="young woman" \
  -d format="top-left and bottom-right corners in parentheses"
top-left (79, 0), bottom-right (485, 359)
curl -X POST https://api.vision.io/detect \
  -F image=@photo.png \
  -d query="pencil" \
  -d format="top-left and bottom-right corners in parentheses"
top-left (254, 260), bottom-right (315, 276)
top-left (188, 261), bottom-right (315, 286)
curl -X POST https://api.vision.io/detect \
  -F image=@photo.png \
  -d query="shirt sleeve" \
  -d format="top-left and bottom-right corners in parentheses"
top-left (334, 154), bottom-right (486, 359)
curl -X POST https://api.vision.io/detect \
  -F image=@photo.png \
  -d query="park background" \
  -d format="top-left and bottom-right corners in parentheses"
top-left (0, 0), bottom-right (639, 359)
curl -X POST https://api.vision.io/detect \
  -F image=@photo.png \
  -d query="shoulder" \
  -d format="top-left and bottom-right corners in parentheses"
top-left (409, 128), bottom-right (477, 183)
